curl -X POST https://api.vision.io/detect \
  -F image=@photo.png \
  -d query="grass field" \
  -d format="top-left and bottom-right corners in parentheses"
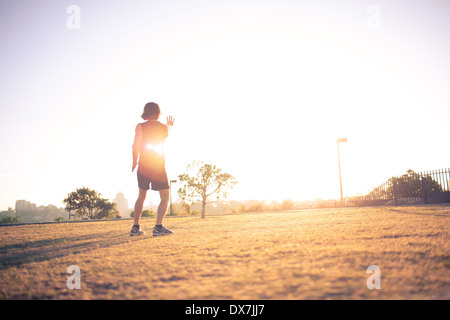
top-left (0, 205), bottom-right (449, 300)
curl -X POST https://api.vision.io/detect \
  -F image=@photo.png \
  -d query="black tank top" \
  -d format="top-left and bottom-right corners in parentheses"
top-left (138, 121), bottom-right (168, 176)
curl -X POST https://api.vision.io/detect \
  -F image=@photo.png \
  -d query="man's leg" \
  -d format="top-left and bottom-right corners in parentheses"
top-left (134, 187), bottom-right (147, 226)
top-left (155, 189), bottom-right (170, 225)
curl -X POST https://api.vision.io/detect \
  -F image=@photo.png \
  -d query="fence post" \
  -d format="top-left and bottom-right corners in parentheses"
top-left (421, 177), bottom-right (428, 204)
top-left (392, 178), bottom-right (399, 206)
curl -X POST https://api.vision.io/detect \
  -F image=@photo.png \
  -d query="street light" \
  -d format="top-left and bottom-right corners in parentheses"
top-left (337, 138), bottom-right (347, 202)
top-left (169, 180), bottom-right (177, 216)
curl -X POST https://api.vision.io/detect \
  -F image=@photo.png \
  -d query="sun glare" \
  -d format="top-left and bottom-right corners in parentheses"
top-left (146, 143), bottom-right (164, 156)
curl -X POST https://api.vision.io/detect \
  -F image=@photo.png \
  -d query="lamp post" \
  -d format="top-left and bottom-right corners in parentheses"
top-left (169, 180), bottom-right (177, 216)
top-left (337, 138), bottom-right (347, 202)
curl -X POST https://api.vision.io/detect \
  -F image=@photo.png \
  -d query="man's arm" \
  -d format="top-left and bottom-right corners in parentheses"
top-left (132, 124), bottom-right (142, 172)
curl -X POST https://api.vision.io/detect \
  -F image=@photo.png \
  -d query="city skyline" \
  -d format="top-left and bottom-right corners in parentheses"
top-left (9, 191), bottom-right (129, 211)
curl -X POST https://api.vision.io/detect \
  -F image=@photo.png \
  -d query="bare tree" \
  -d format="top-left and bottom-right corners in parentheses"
top-left (178, 161), bottom-right (237, 218)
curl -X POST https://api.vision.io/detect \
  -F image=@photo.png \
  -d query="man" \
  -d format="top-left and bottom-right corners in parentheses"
top-left (131, 102), bottom-right (175, 237)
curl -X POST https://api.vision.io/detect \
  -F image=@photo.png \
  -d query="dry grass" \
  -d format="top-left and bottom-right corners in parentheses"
top-left (0, 205), bottom-right (449, 300)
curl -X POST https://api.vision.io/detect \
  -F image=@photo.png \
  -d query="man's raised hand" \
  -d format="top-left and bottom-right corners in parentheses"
top-left (167, 115), bottom-right (175, 127)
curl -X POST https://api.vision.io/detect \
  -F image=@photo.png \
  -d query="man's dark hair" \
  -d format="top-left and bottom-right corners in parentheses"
top-left (141, 102), bottom-right (161, 120)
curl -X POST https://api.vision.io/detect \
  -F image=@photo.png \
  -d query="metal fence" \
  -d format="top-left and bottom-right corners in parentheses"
top-left (315, 168), bottom-right (450, 208)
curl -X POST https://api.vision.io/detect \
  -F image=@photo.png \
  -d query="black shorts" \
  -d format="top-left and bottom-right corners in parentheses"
top-left (137, 170), bottom-right (169, 191)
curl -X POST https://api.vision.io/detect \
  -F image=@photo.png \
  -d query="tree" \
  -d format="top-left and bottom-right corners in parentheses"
top-left (1, 207), bottom-right (21, 224)
top-left (63, 187), bottom-right (119, 220)
top-left (178, 161), bottom-right (237, 218)
top-left (392, 169), bottom-right (443, 199)
top-left (366, 169), bottom-right (443, 201)
top-left (181, 201), bottom-right (191, 215)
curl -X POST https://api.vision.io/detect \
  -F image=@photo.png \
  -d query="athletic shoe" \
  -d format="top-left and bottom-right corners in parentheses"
top-left (153, 225), bottom-right (174, 237)
top-left (130, 225), bottom-right (145, 236)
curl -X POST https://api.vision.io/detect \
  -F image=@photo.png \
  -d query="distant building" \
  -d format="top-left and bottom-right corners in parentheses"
top-left (14, 200), bottom-right (67, 222)
top-left (113, 192), bottom-right (129, 216)
top-left (15, 200), bottom-right (37, 212)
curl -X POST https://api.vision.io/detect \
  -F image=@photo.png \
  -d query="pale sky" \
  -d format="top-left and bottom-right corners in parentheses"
top-left (1, 0), bottom-right (449, 210)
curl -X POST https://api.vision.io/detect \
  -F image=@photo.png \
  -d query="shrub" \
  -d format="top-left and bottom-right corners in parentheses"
top-left (1, 215), bottom-right (21, 224)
